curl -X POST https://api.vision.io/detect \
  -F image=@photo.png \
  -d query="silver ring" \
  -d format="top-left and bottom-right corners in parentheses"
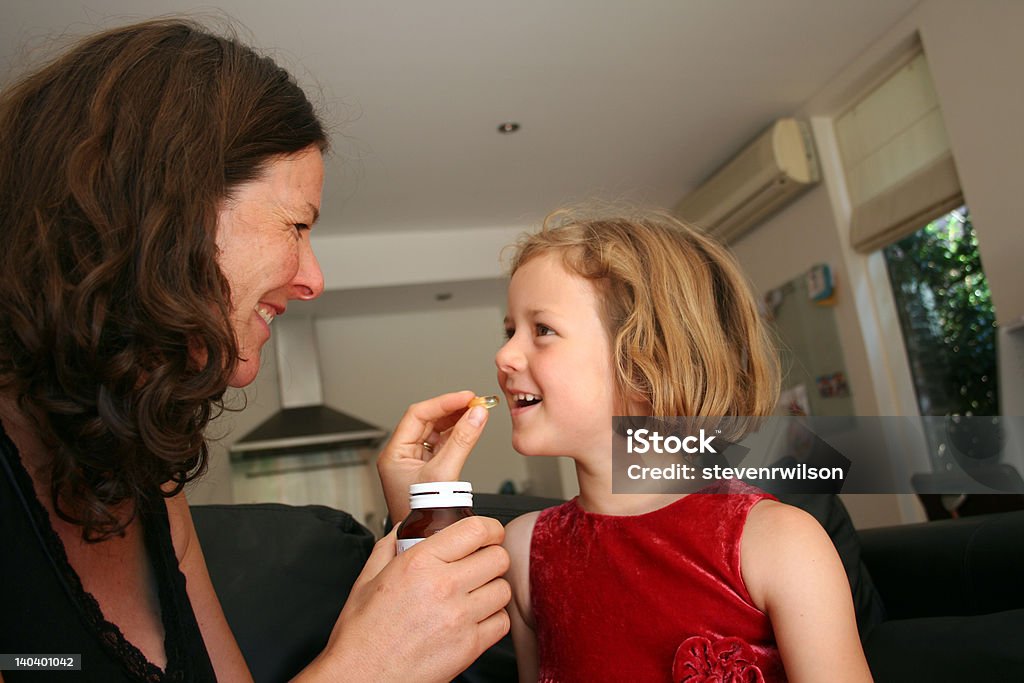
top-left (422, 441), bottom-right (434, 454)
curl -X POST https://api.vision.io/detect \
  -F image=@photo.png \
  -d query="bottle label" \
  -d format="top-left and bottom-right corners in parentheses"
top-left (396, 537), bottom-right (425, 554)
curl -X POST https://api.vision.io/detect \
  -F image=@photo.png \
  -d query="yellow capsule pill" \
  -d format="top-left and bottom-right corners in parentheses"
top-left (468, 395), bottom-right (500, 410)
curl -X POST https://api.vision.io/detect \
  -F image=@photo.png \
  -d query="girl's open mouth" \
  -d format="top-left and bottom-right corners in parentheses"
top-left (512, 393), bottom-right (543, 408)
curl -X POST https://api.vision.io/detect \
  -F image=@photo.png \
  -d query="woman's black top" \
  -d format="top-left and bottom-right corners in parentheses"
top-left (0, 423), bottom-right (218, 682)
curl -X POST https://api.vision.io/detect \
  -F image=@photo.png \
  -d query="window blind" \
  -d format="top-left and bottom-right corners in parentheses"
top-left (835, 52), bottom-right (962, 253)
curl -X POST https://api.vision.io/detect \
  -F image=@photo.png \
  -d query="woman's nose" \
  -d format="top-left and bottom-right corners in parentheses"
top-left (291, 239), bottom-right (325, 301)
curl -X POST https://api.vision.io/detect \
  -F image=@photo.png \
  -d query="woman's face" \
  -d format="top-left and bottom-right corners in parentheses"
top-left (216, 146), bottom-right (325, 387)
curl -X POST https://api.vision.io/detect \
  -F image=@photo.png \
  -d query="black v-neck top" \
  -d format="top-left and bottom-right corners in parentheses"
top-left (0, 423), bottom-right (217, 682)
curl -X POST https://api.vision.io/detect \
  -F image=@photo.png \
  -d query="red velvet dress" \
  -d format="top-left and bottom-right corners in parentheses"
top-left (529, 483), bottom-right (787, 682)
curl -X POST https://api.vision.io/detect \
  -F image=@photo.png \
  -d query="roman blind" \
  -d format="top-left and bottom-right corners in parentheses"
top-left (835, 52), bottom-right (962, 253)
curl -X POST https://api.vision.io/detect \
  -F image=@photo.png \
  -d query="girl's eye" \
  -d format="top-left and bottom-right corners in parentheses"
top-left (503, 327), bottom-right (515, 340)
top-left (536, 324), bottom-right (555, 336)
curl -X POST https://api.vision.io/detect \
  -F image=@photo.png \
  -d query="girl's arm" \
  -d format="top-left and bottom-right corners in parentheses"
top-left (741, 500), bottom-right (873, 683)
top-left (503, 512), bottom-right (541, 683)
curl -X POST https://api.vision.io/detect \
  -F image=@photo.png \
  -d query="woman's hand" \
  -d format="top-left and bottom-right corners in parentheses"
top-left (299, 516), bottom-right (511, 683)
top-left (377, 390), bottom-right (490, 523)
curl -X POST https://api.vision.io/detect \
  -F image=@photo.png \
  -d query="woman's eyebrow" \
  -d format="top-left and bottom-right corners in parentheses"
top-left (306, 202), bottom-right (320, 224)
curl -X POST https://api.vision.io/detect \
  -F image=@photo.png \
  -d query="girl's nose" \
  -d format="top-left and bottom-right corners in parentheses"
top-left (495, 336), bottom-right (523, 373)
top-left (291, 238), bottom-right (325, 301)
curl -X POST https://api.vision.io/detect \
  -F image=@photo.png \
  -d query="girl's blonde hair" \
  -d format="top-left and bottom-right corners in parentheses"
top-left (510, 207), bottom-right (780, 423)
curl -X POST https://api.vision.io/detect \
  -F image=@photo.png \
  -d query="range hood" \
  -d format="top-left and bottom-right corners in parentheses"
top-left (231, 316), bottom-right (388, 457)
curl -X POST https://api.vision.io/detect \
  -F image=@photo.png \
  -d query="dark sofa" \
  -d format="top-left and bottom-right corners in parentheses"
top-left (192, 494), bottom-right (1024, 682)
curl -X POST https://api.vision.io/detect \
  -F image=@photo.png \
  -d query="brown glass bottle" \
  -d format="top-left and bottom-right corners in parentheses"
top-left (396, 481), bottom-right (474, 553)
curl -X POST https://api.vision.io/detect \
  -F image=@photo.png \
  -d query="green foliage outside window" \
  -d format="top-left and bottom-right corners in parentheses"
top-left (883, 207), bottom-right (999, 416)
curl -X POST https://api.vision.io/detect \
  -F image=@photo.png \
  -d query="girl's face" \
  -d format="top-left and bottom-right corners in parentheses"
top-left (496, 252), bottom-right (619, 459)
top-left (215, 146), bottom-right (325, 387)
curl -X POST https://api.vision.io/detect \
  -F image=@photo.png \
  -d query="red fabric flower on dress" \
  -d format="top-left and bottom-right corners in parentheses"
top-left (673, 635), bottom-right (765, 683)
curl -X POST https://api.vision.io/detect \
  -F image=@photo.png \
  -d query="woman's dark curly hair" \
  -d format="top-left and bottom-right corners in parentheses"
top-left (0, 19), bottom-right (328, 540)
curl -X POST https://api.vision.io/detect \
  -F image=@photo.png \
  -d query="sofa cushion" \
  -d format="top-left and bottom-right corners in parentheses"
top-left (472, 493), bottom-right (564, 526)
top-left (864, 609), bottom-right (1024, 681)
top-left (859, 510), bottom-right (1024, 619)
top-left (192, 503), bottom-right (374, 683)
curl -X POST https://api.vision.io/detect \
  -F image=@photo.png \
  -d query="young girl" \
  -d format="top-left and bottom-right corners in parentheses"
top-left (497, 209), bottom-right (872, 682)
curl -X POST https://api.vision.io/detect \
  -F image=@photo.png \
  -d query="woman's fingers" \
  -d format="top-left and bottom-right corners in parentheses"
top-left (416, 516), bottom-right (505, 565)
top-left (378, 391), bottom-right (491, 522)
top-left (475, 605), bottom-right (513, 651)
top-left (389, 390), bottom-right (476, 452)
top-left (467, 576), bottom-right (513, 624)
top-left (410, 520), bottom-right (510, 624)
top-left (441, 543), bottom-right (511, 604)
top-left (378, 390), bottom-right (473, 519)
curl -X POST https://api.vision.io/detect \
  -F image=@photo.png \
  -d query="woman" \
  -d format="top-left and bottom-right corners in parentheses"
top-left (0, 19), bottom-right (509, 682)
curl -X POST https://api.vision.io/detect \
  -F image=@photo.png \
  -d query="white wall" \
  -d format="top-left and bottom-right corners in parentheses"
top-left (730, 182), bottom-right (878, 419)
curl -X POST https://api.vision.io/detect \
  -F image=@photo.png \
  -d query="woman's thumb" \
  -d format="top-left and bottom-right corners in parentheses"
top-left (435, 405), bottom-right (488, 477)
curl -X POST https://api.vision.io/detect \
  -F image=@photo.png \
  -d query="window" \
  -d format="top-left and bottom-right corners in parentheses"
top-left (882, 206), bottom-right (998, 417)
top-left (883, 206), bottom-right (1019, 519)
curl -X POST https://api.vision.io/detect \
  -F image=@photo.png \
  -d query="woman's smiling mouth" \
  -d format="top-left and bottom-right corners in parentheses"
top-left (255, 303), bottom-right (277, 326)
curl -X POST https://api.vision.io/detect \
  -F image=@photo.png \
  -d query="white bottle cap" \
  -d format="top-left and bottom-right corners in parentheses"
top-left (409, 481), bottom-right (473, 509)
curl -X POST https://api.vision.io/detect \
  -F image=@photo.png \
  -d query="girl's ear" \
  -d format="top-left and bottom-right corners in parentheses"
top-left (619, 389), bottom-right (653, 417)
top-left (633, 396), bottom-right (654, 416)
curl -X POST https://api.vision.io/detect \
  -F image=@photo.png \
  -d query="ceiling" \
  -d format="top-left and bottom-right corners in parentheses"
top-left (3, 0), bottom-right (920, 241)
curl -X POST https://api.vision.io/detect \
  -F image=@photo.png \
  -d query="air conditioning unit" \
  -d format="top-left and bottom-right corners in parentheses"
top-left (674, 118), bottom-right (820, 243)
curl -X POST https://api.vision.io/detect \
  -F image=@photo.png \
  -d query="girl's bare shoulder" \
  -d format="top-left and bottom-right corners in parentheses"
top-left (502, 510), bottom-right (542, 627)
top-left (503, 510), bottom-right (542, 560)
top-left (741, 499), bottom-right (833, 610)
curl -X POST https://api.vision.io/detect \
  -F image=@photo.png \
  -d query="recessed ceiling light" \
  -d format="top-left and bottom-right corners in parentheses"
top-left (497, 122), bottom-right (520, 134)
